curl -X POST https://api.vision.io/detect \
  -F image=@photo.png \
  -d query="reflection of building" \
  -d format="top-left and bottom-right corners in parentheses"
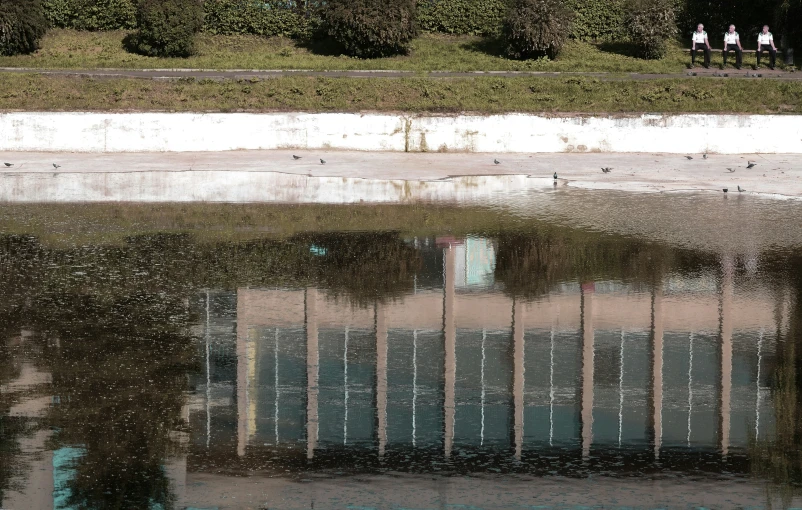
top-left (181, 239), bottom-right (786, 467)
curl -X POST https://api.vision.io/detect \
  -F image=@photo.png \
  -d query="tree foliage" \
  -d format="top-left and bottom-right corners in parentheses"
top-left (503, 0), bottom-right (574, 60)
top-left (0, 0), bottom-right (47, 56)
top-left (625, 0), bottom-right (677, 59)
top-left (323, 0), bottom-right (417, 58)
top-left (42, 0), bottom-right (136, 31)
top-left (129, 0), bottom-right (203, 57)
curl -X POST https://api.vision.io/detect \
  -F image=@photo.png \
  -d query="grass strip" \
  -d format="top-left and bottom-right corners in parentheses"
top-left (1, 73), bottom-right (800, 114)
top-left (1, 29), bottom-right (794, 73)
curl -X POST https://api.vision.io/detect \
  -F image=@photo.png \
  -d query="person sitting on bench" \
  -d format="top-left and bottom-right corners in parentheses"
top-left (756, 25), bottom-right (777, 69)
top-left (691, 24), bottom-right (711, 68)
top-left (723, 24), bottom-right (743, 69)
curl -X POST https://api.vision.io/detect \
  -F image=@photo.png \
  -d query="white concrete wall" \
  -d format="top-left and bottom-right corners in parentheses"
top-left (1, 112), bottom-right (800, 154)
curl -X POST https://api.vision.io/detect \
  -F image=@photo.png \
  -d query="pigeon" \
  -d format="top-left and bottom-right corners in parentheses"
top-left (726, 168), bottom-right (735, 173)
top-left (738, 185), bottom-right (745, 192)
top-left (746, 161), bottom-right (757, 169)
top-left (685, 156), bottom-right (693, 160)
top-left (3, 163), bottom-right (12, 167)
top-left (292, 155), bottom-right (302, 160)
top-left (553, 172), bottom-right (558, 180)
top-left (703, 153), bottom-right (708, 160)
top-left (53, 163), bottom-right (61, 169)
top-left (723, 188), bottom-right (729, 193)
top-left (320, 159), bottom-right (326, 165)
top-left (601, 167), bottom-right (612, 173)
top-left (494, 159), bottom-right (501, 165)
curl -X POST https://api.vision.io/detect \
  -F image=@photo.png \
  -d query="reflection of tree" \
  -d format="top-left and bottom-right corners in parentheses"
top-left (35, 292), bottom-right (198, 510)
top-left (494, 229), bottom-right (689, 300)
top-left (293, 232), bottom-right (420, 307)
top-left (750, 255), bottom-right (802, 507)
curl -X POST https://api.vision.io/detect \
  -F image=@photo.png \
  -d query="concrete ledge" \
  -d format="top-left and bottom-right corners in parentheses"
top-left (1, 112), bottom-right (801, 154)
top-left (1, 150), bottom-right (800, 202)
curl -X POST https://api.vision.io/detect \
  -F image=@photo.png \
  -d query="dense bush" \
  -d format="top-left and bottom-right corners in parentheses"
top-left (417, 0), bottom-right (506, 36)
top-left (0, 0), bottom-right (48, 56)
top-left (625, 0), bottom-right (677, 59)
top-left (204, 0), bottom-right (308, 38)
top-left (564, 0), bottom-right (626, 41)
top-left (323, 0), bottom-right (417, 58)
top-left (130, 0), bottom-right (203, 57)
top-left (503, 0), bottom-right (574, 59)
top-left (43, 0), bottom-right (136, 31)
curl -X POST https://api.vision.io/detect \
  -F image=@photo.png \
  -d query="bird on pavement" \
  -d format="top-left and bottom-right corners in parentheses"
top-left (553, 172), bottom-right (558, 180)
top-left (726, 168), bottom-right (735, 172)
top-left (685, 156), bottom-right (693, 160)
top-left (53, 163), bottom-right (61, 169)
top-left (601, 167), bottom-right (612, 173)
top-left (738, 185), bottom-right (745, 192)
top-left (293, 155), bottom-right (302, 160)
top-left (3, 163), bottom-right (12, 167)
top-left (703, 153), bottom-right (708, 159)
top-left (746, 161), bottom-right (757, 169)
top-left (320, 159), bottom-right (326, 165)
top-left (723, 188), bottom-right (729, 193)
top-left (494, 159), bottom-right (501, 165)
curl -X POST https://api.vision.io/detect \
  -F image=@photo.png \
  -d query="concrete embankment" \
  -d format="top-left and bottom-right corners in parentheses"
top-left (1, 112), bottom-right (801, 154)
top-left (0, 151), bottom-right (800, 202)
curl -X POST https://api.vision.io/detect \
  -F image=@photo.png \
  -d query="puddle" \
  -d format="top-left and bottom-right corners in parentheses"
top-left (1, 192), bottom-right (802, 509)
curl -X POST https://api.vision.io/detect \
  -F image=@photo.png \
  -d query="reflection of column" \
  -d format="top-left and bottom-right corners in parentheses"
top-left (581, 283), bottom-right (595, 460)
top-left (236, 290), bottom-right (250, 457)
top-left (513, 299), bottom-right (525, 461)
top-left (376, 302), bottom-right (388, 458)
top-left (720, 257), bottom-right (734, 457)
top-left (444, 245), bottom-right (456, 459)
top-left (307, 287), bottom-right (319, 460)
top-left (651, 285), bottom-right (664, 460)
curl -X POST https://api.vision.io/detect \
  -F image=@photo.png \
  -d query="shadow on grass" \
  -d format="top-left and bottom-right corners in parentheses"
top-left (597, 41), bottom-right (641, 59)
top-left (295, 35), bottom-right (347, 57)
top-left (460, 36), bottom-right (507, 58)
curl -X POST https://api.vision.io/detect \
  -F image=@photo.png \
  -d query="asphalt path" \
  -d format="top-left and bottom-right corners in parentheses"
top-left (1, 66), bottom-right (799, 81)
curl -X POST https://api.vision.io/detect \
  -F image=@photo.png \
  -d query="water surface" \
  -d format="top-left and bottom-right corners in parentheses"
top-left (1, 191), bottom-right (802, 509)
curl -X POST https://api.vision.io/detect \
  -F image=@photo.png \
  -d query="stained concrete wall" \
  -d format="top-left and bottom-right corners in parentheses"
top-left (1, 112), bottom-right (800, 154)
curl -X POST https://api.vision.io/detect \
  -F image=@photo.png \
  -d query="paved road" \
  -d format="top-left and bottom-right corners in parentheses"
top-left (1, 66), bottom-right (799, 81)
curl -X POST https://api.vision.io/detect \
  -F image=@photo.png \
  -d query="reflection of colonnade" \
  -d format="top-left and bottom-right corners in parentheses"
top-left (233, 242), bottom-right (784, 460)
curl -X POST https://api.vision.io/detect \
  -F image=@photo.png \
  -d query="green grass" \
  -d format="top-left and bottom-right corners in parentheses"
top-left (1, 72), bottom-right (800, 114)
top-left (0, 29), bottom-right (746, 73)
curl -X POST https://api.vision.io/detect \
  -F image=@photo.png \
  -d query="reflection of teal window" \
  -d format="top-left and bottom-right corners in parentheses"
top-left (53, 447), bottom-right (84, 510)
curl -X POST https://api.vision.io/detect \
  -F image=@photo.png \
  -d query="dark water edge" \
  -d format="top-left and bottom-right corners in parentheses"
top-left (1, 193), bottom-right (802, 509)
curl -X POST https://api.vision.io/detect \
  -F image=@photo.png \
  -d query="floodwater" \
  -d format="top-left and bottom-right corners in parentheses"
top-left (1, 190), bottom-right (802, 509)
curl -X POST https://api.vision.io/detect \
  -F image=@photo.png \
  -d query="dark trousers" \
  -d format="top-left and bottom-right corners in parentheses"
top-left (757, 44), bottom-right (776, 68)
top-left (723, 44), bottom-right (742, 68)
top-left (691, 43), bottom-right (710, 67)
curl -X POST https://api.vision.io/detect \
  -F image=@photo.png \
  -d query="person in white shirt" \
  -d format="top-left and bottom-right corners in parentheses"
top-left (723, 24), bottom-right (743, 69)
top-left (690, 23), bottom-right (711, 68)
top-left (756, 25), bottom-right (777, 69)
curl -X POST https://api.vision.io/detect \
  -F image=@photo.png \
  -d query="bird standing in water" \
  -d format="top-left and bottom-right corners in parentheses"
top-left (320, 159), bottom-right (326, 165)
top-left (293, 155), bottom-right (302, 160)
top-left (746, 161), bottom-right (757, 169)
top-left (53, 163), bottom-right (61, 169)
top-left (738, 185), bottom-right (745, 192)
top-left (601, 167), bottom-right (612, 173)
top-left (3, 163), bottom-right (12, 167)
top-left (553, 172), bottom-right (558, 180)
top-left (494, 159), bottom-right (500, 165)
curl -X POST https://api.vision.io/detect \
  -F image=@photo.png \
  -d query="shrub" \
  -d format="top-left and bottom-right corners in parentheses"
top-left (417, 0), bottom-right (506, 36)
top-left (322, 0), bottom-right (417, 58)
top-left (204, 0), bottom-right (304, 38)
top-left (130, 0), bottom-right (203, 57)
top-left (503, 0), bottom-right (574, 60)
top-left (625, 0), bottom-right (677, 59)
top-left (43, 0), bottom-right (136, 31)
top-left (0, 0), bottom-right (48, 56)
